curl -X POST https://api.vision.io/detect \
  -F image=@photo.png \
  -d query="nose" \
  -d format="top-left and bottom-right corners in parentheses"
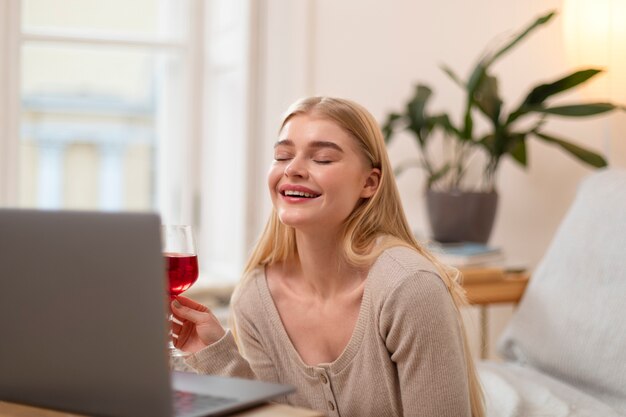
top-left (284, 157), bottom-right (308, 178)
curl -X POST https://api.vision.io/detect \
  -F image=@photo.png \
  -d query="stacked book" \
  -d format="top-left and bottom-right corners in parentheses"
top-left (427, 241), bottom-right (504, 268)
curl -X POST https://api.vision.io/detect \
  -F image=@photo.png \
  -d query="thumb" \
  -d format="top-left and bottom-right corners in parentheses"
top-left (171, 299), bottom-right (209, 324)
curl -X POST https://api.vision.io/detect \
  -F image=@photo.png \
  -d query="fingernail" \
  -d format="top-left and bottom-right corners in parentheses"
top-left (173, 300), bottom-right (182, 308)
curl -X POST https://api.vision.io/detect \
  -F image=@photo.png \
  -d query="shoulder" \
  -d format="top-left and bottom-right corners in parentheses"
top-left (375, 245), bottom-right (437, 271)
top-left (369, 245), bottom-right (446, 296)
top-left (367, 246), bottom-right (456, 323)
top-left (371, 247), bottom-right (459, 340)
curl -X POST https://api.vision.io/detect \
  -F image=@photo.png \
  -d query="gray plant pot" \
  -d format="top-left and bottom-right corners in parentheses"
top-left (425, 189), bottom-right (498, 243)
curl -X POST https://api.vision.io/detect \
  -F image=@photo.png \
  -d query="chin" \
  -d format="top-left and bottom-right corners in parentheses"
top-left (277, 215), bottom-right (310, 229)
top-left (277, 210), bottom-right (326, 230)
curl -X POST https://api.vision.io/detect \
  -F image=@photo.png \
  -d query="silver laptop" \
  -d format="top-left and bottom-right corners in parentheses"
top-left (0, 209), bottom-right (294, 417)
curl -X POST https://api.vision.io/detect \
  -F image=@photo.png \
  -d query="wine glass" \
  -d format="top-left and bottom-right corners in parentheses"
top-left (161, 224), bottom-right (199, 357)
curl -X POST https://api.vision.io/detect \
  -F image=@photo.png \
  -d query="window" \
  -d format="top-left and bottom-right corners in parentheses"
top-left (16, 0), bottom-right (196, 222)
top-left (1, 0), bottom-right (258, 288)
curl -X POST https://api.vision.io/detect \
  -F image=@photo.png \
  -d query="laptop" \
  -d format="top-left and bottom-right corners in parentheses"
top-left (0, 209), bottom-right (294, 417)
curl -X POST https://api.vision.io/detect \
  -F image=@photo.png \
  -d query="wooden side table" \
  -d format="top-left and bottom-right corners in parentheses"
top-left (460, 269), bottom-right (530, 359)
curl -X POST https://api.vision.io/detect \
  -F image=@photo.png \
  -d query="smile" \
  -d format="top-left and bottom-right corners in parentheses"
top-left (281, 190), bottom-right (321, 198)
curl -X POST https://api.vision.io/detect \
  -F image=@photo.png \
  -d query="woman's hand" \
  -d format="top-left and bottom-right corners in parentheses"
top-left (170, 296), bottom-right (226, 353)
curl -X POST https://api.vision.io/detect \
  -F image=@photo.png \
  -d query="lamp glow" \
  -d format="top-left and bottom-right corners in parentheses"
top-left (563, 0), bottom-right (626, 103)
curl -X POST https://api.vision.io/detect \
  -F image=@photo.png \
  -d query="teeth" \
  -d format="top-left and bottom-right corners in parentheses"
top-left (284, 190), bottom-right (317, 198)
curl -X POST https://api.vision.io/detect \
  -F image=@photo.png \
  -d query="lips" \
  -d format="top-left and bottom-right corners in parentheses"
top-left (278, 184), bottom-right (321, 199)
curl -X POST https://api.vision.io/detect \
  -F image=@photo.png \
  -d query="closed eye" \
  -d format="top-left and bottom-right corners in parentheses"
top-left (273, 152), bottom-right (293, 162)
top-left (312, 152), bottom-right (337, 165)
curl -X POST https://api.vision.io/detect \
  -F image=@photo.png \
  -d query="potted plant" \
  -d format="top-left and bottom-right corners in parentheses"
top-left (383, 10), bottom-right (618, 243)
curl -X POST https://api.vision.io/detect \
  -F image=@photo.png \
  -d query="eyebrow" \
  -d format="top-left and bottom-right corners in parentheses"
top-left (274, 139), bottom-right (344, 152)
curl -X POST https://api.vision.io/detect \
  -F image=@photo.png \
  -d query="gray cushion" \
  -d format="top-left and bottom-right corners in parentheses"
top-left (498, 169), bottom-right (626, 415)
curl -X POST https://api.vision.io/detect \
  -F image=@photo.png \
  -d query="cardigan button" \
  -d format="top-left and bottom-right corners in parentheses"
top-left (328, 401), bottom-right (335, 411)
top-left (319, 373), bottom-right (328, 384)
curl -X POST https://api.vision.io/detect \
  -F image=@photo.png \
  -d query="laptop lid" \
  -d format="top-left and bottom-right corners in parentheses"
top-left (0, 209), bottom-right (173, 417)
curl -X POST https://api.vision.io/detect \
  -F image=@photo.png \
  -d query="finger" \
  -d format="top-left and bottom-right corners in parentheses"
top-left (171, 321), bottom-right (183, 336)
top-left (174, 295), bottom-right (210, 312)
top-left (170, 310), bottom-right (186, 324)
top-left (176, 323), bottom-right (194, 348)
top-left (171, 299), bottom-right (211, 323)
top-left (171, 305), bottom-right (220, 329)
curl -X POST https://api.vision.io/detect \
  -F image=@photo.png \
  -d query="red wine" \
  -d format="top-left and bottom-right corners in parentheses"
top-left (164, 252), bottom-right (199, 296)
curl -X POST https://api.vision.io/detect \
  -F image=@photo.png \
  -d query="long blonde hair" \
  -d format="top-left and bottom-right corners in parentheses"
top-left (241, 96), bottom-right (484, 417)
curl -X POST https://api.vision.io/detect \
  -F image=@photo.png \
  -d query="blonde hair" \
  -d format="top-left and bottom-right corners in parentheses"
top-left (240, 96), bottom-right (484, 417)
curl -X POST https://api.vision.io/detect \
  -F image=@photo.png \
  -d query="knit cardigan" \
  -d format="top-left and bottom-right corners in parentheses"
top-left (185, 246), bottom-right (471, 417)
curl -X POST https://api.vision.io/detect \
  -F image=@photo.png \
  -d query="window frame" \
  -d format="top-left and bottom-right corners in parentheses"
top-left (0, 0), bottom-right (21, 206)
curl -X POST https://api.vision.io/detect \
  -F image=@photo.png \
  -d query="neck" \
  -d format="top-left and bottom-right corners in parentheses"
top-left (291, 229), bottom-right (365, 298)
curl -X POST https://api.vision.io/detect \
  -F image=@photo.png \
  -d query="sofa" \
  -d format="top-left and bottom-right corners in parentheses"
top-left (478, 169), bottom-right (626, 417)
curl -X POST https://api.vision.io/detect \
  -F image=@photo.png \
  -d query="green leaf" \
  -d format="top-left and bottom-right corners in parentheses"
top-left (432, 113), bottom-right (461, 137)
top-left (459, 65), bottom-right (484, 140)
top-left (474, 74), bottom-right (502, 123)
top-left (508, 69), bottom-right (606, 124)
top-left (462, 105), bottom-right (474, 140)
top-left (524, 69), bottom-right (603, 106)
top-left (440, 64), bottom-right (465, 89)
top-left (466, 62), bottom-right (488, 95)
top-left (406, 84), bottom-right (434, 145)
top-left (489, 10), bottom-right (556, 65)
top-left (478, 133), bottom-right (496, 154)
top-left (534, 103), bottom-right (616, 117)
top-left (462, 60), bottom-right (495, 139)
top-left (509, 134), bottom-right (527, 166)
top-left (534, 131), bottom-right (607, 167)
top-left (381, 112), bottom-right (402, 143)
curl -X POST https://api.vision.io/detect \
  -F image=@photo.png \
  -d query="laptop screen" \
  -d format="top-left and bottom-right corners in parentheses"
top-left (0, 209), bottom-right (173, 417)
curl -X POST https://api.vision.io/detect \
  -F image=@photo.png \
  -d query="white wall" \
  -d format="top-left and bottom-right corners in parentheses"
top-left (254, 0), bottom-right (626, 358)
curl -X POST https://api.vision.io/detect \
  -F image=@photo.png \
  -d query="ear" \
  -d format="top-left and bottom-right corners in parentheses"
top-left (360, 168), bottom-right (381, 198)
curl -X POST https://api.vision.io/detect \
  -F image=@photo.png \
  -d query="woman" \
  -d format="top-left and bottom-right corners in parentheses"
top-left (171, 97), bottom-right (485, 417)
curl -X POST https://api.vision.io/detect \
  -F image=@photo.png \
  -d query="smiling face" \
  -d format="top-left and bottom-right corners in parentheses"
top-left (268, 113), bottom-right (380, 233)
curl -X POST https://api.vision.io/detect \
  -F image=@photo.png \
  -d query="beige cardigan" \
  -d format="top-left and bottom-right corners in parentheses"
top-left (186, 246), bottom-right (471, 417)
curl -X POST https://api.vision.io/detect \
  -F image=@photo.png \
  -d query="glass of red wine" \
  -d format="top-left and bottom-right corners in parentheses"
top-left (162, 224), bottom-right (199, 357)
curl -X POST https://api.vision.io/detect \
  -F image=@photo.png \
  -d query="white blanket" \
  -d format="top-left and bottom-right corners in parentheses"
top-left (479, 362), bottom-right (625, 417)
